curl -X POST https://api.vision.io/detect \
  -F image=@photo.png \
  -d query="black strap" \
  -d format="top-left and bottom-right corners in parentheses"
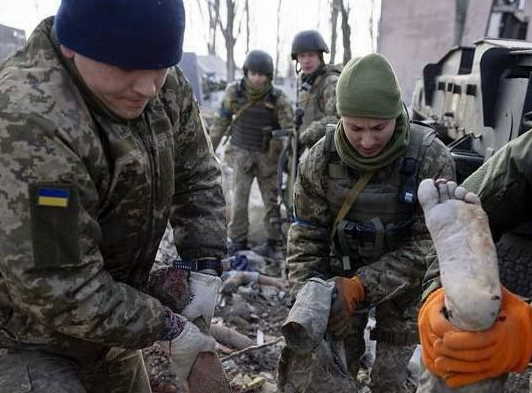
top-left (173, 258), bottom-right (223, 276)
top-left (399, 157), bottom-right (418, 205)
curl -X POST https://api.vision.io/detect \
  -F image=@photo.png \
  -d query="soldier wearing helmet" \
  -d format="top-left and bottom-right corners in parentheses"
top-left (210, 50), bottom-right (294, 259)
top-left (291, 30), bottom-right (341, 149)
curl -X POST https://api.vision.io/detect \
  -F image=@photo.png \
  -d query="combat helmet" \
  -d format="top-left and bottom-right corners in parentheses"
top-left (243, 50), bottom-right (274, 79)
top-left (291, 30), bottom-right (329, 60)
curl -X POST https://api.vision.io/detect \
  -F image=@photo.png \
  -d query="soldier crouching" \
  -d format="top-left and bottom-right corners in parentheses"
top-left (280, 54), bottom-right (456, 393)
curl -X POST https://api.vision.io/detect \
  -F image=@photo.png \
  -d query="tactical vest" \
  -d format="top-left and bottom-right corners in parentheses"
top-left (325, 122), bottom-right (436, 275)
top-left (231, 85), bottom-right (280, 152)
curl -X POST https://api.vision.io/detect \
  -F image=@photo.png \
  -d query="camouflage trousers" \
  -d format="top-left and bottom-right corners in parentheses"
top-left (416, 362), bottom-right (532, 393)
top-left (345, 301), bottom-right (418, 393)
top-left (226, 143), bottom-right (282, 244)
top-left (0, 347), bottom-right (151, 393)
top-left (278, 298), bottom-right (418, 393)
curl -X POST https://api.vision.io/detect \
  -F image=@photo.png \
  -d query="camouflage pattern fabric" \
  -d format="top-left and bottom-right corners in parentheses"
top-left (285, 123), bottom-right (455, 392)
top-left (226, 142), bottom-right (284, 243)
top-left (210, 79), bottom-right (293, 244)
top-left (278, 340), bottom-right (359, 393)
top-left (417, 367), bottom-right (532, 393)
top-left (0, 347), bottom-right (152, 393)
top-left (371, 342), bottom-right (417, 393)
top-left (279, 303), bottom-right (418, 393)
top-left (297, 65), bottom-right (340, 149)
top-left (210, 79), bottom-right (294, 150)
top-left (0, 15), bottom-right (226, 383)
top-left (416, 363), bottom-right (508, 393)
top-left (287, 126), bottom-right (456, 304)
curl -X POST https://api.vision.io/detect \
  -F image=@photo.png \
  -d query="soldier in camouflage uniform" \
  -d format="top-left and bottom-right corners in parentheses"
top-left (417, 131), bottom-right (532, 393)
top-left (0, 1), bottom-right (226, 392)
top-left (210, 50), bottom-right (294, 258)
top-left (283, 54), bottom-right (455, 393)
top-left (291, 30), bottom-right (340, 150)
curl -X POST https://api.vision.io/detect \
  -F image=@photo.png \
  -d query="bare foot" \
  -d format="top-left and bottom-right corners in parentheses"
top-left (418, 179), bottom-right (501, 330)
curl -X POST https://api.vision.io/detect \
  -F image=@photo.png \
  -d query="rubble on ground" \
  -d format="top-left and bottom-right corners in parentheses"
top-left (217, 252), bottom-right (291, 393)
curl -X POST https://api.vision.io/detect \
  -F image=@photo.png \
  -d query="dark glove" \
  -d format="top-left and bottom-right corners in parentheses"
top-left (328, 276), bottom-right (365, 338)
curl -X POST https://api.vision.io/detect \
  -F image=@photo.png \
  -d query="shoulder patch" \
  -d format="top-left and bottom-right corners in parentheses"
top-left (30, 183), bottom-right (80, 267)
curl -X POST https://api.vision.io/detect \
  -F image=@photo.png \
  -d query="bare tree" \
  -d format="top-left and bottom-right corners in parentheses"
top-left (368, 0), bottom-right (376, 52)
top-left (329, 0), bottom-right (341, 64)
top-left (316, 0), bottom-right (324, 30)
top-left (245, 0), bottom-right (250, 53)
top-left (206, 0), bottom-right (221, 56)
top-left (274, 0), bottom-right (283, 82)
top-left (340, 0), bottom-right (352, 64)
top-left (219, 0), bottom-right (244, 82)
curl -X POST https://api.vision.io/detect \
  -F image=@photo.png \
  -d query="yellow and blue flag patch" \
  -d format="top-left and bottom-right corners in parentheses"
top-left (37, 187), bottom-right (70, 208)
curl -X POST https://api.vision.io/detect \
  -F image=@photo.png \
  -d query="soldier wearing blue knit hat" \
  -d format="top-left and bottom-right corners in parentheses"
top-left (0, 0), bottom-right (229, 392)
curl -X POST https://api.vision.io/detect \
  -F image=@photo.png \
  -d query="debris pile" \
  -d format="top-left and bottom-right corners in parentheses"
top-left (216, 253), bottom-right (290, 393)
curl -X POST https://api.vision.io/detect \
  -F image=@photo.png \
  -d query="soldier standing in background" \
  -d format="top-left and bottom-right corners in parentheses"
top-left (280, 54), bottom-right (455, 393)
top-left (0, 0), bottom-right (227, 392)
top-left (280, 30), bottom-right (341, 223)
top-left (210, 50), bottom-right (294, 259)
top-left (291, 29), bottom-right (341, 150)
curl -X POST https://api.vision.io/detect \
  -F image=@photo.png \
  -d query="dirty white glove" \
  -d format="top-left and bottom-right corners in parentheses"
top-left (182, 272), bottom-right (222, 327)
top-left (168, 320), bottom-right (217, 381)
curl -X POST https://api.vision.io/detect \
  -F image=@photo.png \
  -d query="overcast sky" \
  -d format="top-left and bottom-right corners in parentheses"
top-left (0, 0), bottom-right (381, 73)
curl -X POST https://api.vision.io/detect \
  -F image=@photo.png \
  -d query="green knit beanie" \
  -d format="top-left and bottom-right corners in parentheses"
top-left (336, 54), bottom-right (402, 119)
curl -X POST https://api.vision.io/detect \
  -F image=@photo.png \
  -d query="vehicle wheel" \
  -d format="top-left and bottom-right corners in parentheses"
top-left (496, 231), bottom-right (532, 298)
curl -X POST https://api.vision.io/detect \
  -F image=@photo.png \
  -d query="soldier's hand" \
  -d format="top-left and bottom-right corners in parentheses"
top-left (418, 287), bottom-right (532, 388)
top-left (165, 321), bottom-right (217, 382)
top-left (327, 276), bottom-right (365, 338)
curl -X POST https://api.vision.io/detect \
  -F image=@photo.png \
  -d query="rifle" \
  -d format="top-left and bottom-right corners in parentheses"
top-left (276, 103), bottom-right (303, 225)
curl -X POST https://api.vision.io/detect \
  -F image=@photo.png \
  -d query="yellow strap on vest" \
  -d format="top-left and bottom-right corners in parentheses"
top-left (330, 171), bottom-right (375, 243)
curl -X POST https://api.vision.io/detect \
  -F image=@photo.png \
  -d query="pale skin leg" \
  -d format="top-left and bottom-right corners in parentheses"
top-left (416, 179), bottom-right (506, 393)
top-left (418, 179), bottom-right (501, 331)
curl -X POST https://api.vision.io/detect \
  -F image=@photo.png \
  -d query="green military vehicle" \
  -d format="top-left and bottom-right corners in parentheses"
top-left (412, 38), bottom-right (532, 298)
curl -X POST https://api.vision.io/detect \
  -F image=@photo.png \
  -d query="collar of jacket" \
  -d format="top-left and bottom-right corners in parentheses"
top-left (334, 108), bottom-right (411, 172)
top-left (243, 77), bottom-right (273, 103)
top-left (300, 63), bottom-right (326, 88)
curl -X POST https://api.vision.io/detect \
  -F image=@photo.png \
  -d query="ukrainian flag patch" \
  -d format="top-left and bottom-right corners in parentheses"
top-left (37, 187), bottom-right (70, 208)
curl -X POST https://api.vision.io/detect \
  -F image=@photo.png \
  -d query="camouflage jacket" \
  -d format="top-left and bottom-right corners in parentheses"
top-left (423, 129), bottom-right (532, 298)
top-left (297, 65), bottom-right (340, 149)
top-left (210, 79), bottom-right (294, 150)
top-left (287, 124), bottom-right (456, 305)
top-left (0, 18), bottom-right (226, 357)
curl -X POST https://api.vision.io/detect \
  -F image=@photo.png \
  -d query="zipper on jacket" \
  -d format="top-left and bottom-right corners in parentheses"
top-left (130, 116), bottom-right (158, 273)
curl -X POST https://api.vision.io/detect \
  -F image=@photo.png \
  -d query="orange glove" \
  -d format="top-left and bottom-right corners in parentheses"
top-left (419, 287), bottom-right (532, 388)
top-left (328, 276), bottom-right (365, 338)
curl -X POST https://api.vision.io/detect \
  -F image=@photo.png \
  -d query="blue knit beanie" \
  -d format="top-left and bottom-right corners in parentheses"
top-left (54, 0), bottom-right (185, 70)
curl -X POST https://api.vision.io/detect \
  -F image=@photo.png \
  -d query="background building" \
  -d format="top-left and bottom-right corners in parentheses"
top-left (0, 23), bottom-right (25, 62)
top-left (378, 0), bottom-right (532, 105)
